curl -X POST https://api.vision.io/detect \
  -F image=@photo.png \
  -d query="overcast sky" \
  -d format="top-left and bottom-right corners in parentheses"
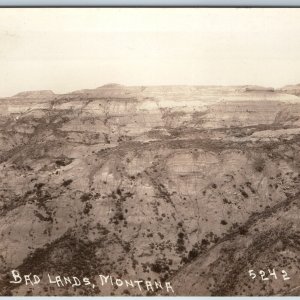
top-left (0, 8), bottom-right (300, 96)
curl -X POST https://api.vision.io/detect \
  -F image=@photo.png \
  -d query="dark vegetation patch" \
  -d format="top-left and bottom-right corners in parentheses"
top-left (34, 182), bottom-right (45, 190)
top-left (34, 210), bottom-right (53, 222)
top-left (253, 157), bottom-right (266, 173)
top-left (1, 226), bottom-right (132, 295)
top-left (239, 188), bottom-right (249, 199)
top-left (238, 226), bottom-right (248, 235)
top-left (245, 182), bottom-right (256, 194)
top-left (0, 183), bottom-right (53, 221)
top-left (181, 237), bottom-right (214, 264)
top-left (109, 188), bottom-right (133, 225)
top-left (176, 231), bottom-right (187, 253)
top-left (62, 179), bottom-right (73, 187)
top-left (223, 198), bottom-right (232, 204)
top-left (55, 157), bottom-right (73, 167)
top-left (80, 193), bottom-right (92, 202)
top-left (150, 258), bottom-right (170, 274)
top-left (83, 202), bottom-right (93, 215)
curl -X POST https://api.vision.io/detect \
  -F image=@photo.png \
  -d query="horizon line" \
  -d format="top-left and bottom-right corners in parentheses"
top-left (1, 82), bottom-right (300, 98)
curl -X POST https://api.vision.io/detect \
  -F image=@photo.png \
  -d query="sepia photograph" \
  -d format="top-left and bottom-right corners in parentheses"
top-left (0, 7), bottom-right (300, 296)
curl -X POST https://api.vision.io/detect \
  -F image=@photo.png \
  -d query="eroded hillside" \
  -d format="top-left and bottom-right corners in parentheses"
top-left (0, 84), bottom-right (300, 296)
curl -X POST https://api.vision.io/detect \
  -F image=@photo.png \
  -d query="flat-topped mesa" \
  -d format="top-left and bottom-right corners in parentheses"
top-left (72, 83), bottom-right (126, 94)
top-left (278, 83), bottom-right (300, 96)
top-left (13, 90), bottom-right (56, 98)
top-left (97, 83), bottom-right (125, 89)
top-left (70, 83), bottom-right (141, 100)
top-left (236, 85), bottom-right (275, 92)
top-left (280, 83), bottom-right (300, 89)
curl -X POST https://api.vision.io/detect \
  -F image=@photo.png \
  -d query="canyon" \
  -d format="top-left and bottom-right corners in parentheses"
top-left (0, 83), bottom-right (300, 296)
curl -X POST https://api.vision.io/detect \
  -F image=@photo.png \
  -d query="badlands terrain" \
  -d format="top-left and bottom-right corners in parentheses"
top-left (0, 83), bottom-right (300, 295)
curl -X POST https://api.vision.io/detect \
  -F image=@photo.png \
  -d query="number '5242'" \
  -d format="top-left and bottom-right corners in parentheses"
top-left (249, 269), bottom-right (290, 281)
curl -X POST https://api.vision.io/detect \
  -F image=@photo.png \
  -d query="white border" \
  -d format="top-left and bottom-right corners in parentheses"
top-left (0, 0), bottom-right (299, 6)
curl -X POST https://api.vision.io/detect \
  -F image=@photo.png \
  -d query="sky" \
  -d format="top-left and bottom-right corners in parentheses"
top-left (0, 8), bottom-right (300, 97)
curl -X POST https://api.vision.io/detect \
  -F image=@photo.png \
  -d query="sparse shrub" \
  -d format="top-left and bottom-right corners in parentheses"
top-left (55, 160), bottom-right (66, 166)
top-left (83, 203), bottom-right (92, 214)
top-left (188, 248), bottom-right (199, 261)
top-left (177, 232), bottom-right (186, 252)
top-left (223, 198), bottom-right (231, 204)
top-left (151, 259), bottom-right (170, 274)
top-left (239, 189), bottom-right (249, 198)
top-left (123, 289), bottom-right (130, 295)
top-left (151, 262), bottom-right (163, 273)
top-left (123, 242), bottom-right (131, 252)
top-left (201, 238), bottom-right (209, 246)
top-left (263, 143), bottom-right (273, 151)
top-left (80, 193), bottom-right (92, 202)
top-left (62, 179), bottom-right (73, 187)
top-left (34, 183), bottom-right (45, 190)
top-left (253, 157), bottom-right (265, 172)
top-left (157, 232), bottom-right (164, 239)
top-left (239, 226), bottom-right (248, 235)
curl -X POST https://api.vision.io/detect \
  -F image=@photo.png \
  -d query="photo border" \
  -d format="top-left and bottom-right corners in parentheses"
top-left (0, 2), bottom-right (299, 300)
